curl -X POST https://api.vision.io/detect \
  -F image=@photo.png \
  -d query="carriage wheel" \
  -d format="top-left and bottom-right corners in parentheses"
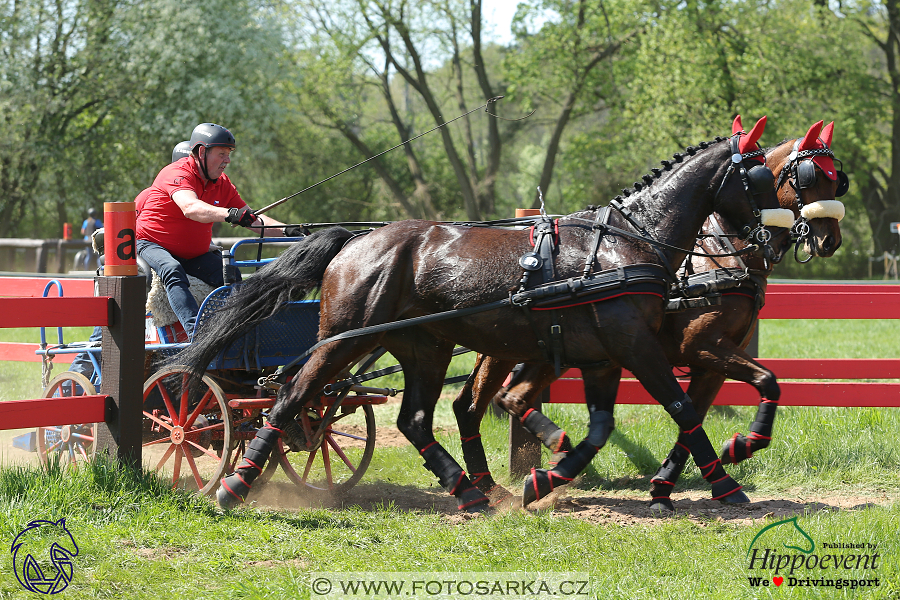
top-left (142, 366), bottom-right (233, 495)
top-left (36, 372), bottom-right (97, 468)
top-left (265, 403), bottom-right (376, 495)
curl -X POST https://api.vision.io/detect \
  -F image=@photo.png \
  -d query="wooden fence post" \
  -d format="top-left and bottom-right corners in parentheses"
top-left (95, 276), bottom-right (145, 469)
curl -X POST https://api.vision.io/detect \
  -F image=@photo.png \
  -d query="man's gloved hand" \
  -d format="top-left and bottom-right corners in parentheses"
top-left (225, 207), bottom-right (258, 227)
top-left (283, 225), bottom-right (310, 237)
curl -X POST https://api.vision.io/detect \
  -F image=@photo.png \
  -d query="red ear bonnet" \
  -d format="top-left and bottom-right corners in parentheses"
top-left (739, 116), bottom-right (766, 156)
top-left (732, 115), bottom-right (744, 135)
top-left (798, 120), bottom-right (837, 181)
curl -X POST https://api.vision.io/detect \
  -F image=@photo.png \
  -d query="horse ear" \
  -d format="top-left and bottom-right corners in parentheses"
top-left (739, 115), bottom-right (766, 154)
top-left (798, 120), bottom-right (824, 151)
top-left (821, 121), bottom-right (835, 148)
top-left (732, 115), bottom-right (744, 135)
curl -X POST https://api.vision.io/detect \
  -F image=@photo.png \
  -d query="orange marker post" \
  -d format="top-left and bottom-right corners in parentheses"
top-left (103, 202), bottom-right (137, 276)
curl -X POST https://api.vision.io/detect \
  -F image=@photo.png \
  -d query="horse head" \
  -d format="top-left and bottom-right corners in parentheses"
top-left (770, 120), bottom-right (846, 260)
top-left (717, 115), bottom-right (786, 255)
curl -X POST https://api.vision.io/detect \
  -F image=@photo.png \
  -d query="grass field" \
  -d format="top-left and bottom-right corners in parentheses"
top-left (1, 321), bottom-right (899, 599)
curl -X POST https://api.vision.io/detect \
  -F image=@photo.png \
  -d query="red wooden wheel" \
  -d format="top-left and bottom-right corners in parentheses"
top-left (36, 372), bottom-right (97, 467)
top-left (142, 366), bottom-right (233, 495)
top-left (264, 403), bottom-right (376, 495)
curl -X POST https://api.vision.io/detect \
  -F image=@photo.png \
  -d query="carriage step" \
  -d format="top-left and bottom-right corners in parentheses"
top-left (228, 395), bottom-right (389, 409)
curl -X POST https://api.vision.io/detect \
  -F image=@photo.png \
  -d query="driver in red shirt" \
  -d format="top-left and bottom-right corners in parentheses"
top-left (136, 123), bottom-right (304, 338)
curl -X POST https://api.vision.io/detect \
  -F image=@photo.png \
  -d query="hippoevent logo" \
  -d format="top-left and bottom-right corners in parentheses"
top-left (746, 516), bottom-right (880, 591)
top-left (10, 519), bottom-right (79, 594)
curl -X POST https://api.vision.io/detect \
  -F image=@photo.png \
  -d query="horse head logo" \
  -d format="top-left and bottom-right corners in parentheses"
top-left (747, 516), bottom-right (815, 556)
top-left (11, 518), bottom-right (79, 594)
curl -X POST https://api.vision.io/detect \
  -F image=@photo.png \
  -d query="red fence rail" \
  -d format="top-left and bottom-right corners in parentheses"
top-left (547, 283), bottom-right (900, 408)
top-left (0, 277), bottom-right (112, 430)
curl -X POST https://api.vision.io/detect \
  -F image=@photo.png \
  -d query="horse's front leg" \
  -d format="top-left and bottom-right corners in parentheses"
top-left (596, 305), bottom-right (749, 507)
top-left (453, 354), bottom-right (517, 504)
top-left (649, 369), bottom-right (725, 512)
top-left (523, 365), bottom-right (621, 505)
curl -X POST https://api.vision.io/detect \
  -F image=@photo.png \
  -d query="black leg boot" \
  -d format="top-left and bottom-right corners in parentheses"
top-left (460, 435), bottom-right (512, 506)
top-left (420, 443), bottom-right (490, 512)
top-left (521, 408), bottom-right (573, 465)
top-left (720, 399), bottom-right (778, 464)
top-left (682, 424), bottom-right (748, 503)
top-left (523, 410), bottom-right (613, 506)
top-left (649, 441), bottom-right (690, 512)
top-left (217, 424), bottom-right (282, 509)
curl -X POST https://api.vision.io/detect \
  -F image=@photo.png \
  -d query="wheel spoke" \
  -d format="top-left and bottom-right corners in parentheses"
top-left (172, 446), bottom-right (183, 485)
top-left (45, 439), bottom-right (63, 453)
top-left (142, 411), bottom-right (174, 432)
top-left (321, 442), bottom-right (333, 489)
top-left (156, 381), bottom-right (179, 426)
top-left (182, 448), bottom-right (205, 490)
top-left (301, 450), bottom-right (317, 484)
top-left (325, 434), bottom-right (357, 472)
top-left (70, 432), bottom-right (94, 443)
top-left (143, 436), bottom-right (173, 448)
top-left (328, 429), bottom-right (367, 442)
top-left (183, 388), bottom-right (214, 429)
top-left (154, 443), bottom-right (176, 472)
top-left (177, 374), bottom-right (190, 426)
top-left (183, 439), bottom-right (221, 461)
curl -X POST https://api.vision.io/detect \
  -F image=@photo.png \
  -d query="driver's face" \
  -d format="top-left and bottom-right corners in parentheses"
top-left (199, 146), bottom-right (233, 180)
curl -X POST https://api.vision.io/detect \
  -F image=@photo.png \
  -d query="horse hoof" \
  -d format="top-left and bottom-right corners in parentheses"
top-left (457, 487), bottom-right (490, 513)
top-left (719, 489), bottom-right (750, 504)
top-left (216, 483), bottom-right (243, 510)
top-left (649, 498), bottom-right (675, 514)
top-left (522, 468), bottom-right (556, 506)
top-left (487, 485), bottom-right (515, 508)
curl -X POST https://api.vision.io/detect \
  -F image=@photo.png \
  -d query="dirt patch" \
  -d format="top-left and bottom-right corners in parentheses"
top-left (245, 479), bottom-right (897, 527)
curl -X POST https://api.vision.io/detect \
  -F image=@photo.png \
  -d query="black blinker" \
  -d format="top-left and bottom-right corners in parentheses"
top-left (836, 171), bottom-right (850, 197)
top-left (747, 164), bottom-right (775, 195)
top-left (796, 160), bottom-right (817, 190)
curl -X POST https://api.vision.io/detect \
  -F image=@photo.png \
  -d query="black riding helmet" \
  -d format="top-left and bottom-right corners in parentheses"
top-left (172, 140), bottom-right (192, 163)
top-left (189, 123), bottom-right (236, 182)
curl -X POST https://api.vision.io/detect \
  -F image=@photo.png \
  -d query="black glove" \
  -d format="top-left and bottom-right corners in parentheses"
top-left (283, 225), bottom-right (310, 237)
top-left (225, 207), bottom-right (258, 227)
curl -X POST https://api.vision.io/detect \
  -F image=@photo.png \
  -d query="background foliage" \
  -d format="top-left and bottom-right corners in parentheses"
top-left (2, 0), bottom-right (898, 277)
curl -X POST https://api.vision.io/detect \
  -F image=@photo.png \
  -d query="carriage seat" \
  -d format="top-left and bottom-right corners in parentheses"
top-left (146, 270), bottom-right (216, 328)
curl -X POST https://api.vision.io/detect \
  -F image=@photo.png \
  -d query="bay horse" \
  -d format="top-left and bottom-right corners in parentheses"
top-left (177, 116), bottom-right (786, 512)
top-left (454, 120), bottom-right (847, 510)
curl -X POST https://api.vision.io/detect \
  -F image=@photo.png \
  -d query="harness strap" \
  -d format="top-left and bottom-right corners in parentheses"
top-left (609, 199), bottom-right (678, 282)
top-left (582, 206), bottom-right (612, 278)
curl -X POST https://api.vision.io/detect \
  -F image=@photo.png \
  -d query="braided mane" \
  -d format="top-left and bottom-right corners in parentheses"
top-left (586, 136), bottom-right (728, 211)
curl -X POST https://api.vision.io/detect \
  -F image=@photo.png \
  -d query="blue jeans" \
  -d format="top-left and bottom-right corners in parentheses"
top-left (136, 240), bottom-right (231, 338)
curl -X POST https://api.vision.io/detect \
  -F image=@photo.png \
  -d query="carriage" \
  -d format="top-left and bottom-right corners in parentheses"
top-left (27, 237), bottom-right (393, 498)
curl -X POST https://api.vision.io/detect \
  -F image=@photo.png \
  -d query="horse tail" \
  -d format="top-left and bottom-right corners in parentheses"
top-left (170, 226), bottom-right (356, 386)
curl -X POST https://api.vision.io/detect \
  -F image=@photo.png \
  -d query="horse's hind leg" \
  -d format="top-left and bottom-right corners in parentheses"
top-left (217, 337), bottom-right (380, 509)
top-left (388, 330), bottom-right (490, 513)
top-left (453, 354), bottom-right (517, 504)
top-left (523, 365), bottom-right (620, 505)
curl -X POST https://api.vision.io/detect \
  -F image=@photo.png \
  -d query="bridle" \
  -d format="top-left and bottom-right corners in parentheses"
top-left (713, 132), bottom-right (788, 255)
top-left (774, 140), bottom-right (849, 263)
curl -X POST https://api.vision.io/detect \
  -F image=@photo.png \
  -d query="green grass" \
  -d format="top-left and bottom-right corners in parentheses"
top-left (1, 321), bottom-right (900, 598)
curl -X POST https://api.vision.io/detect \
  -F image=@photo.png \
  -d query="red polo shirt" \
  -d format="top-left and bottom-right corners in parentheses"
top-left (136, 157), bottom-right (246, 260)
